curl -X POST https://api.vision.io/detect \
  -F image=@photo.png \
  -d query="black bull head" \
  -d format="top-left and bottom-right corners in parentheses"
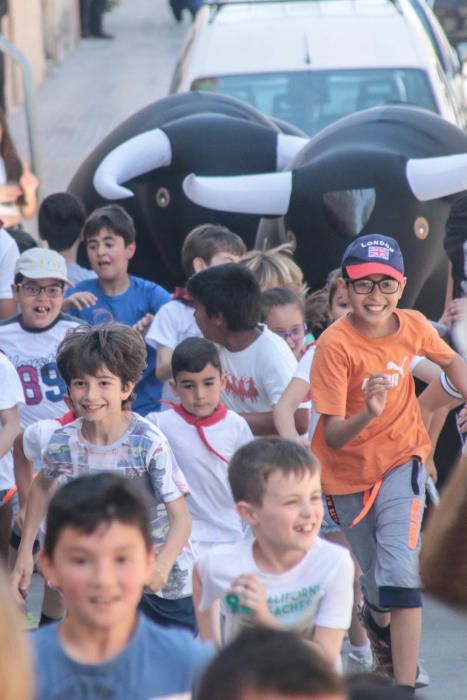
top-left (69, 94), bottom-right (467, 318)
top-left (68, 92), bottom-right (307, 290)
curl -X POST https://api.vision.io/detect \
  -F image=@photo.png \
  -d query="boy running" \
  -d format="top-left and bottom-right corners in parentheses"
top-left (310, 234), bottom-right (467, 692)
top-left (33, 473), bottom-right (213, 700)
top-left (147, 336), bottom-right (253, 556)
top-left (63, 205), bottom-right (170, 414)
top-left (12, 323), bottom-right (194, 631)
top-left (193, 438), bottom-right (354, 667)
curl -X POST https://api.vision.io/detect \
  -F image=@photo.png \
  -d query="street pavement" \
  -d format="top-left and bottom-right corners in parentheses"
top-left (9, 0), bottom-right (467, 697)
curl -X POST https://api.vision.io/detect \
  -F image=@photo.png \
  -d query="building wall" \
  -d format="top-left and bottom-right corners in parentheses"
top-left (3, 0), bottom-right (79, 107)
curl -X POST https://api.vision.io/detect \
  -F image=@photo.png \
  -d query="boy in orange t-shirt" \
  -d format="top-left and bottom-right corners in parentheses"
top-left (310, 234), bottom-right (467, 694)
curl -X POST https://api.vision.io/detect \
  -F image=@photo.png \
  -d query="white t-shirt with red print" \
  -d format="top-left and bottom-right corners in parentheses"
top-left (218, 325), bottom-right (298, 413)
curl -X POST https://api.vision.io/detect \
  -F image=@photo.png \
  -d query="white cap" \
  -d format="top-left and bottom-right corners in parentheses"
top-left (14, 248), bottom-right (73, 286)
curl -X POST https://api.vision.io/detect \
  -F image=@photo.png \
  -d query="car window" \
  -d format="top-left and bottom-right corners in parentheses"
top-left (192, 69), bottom-right (438, 136)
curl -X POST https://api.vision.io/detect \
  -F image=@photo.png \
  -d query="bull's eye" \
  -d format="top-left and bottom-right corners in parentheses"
top-left (155, 187), bottom-right (170, 208)
top-left (413, 216), bottom-right (429, 240)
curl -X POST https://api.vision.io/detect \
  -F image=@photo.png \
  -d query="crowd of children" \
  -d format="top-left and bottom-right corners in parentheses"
top-left (0, 197), bottom-right (465, 700)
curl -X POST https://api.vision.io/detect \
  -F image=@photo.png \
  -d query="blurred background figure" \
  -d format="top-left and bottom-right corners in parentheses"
top-left (0, 109), bottom-right (38, 232)
top-left (0, 566), bottom-right (33, 700)
top-left (79, 0), bottom-right (114, 39)
top-left (197, 626), bottom-right (347, 700)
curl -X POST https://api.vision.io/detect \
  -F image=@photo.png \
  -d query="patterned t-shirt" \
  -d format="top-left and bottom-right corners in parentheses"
top-left (42, 413), bottom-right (194, 599)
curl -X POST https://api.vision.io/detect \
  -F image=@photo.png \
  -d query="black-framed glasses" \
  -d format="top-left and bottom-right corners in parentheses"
top-left (16, 282), bottom-right (65, 298)
top-left (350, 278), bottom-right (400, 295)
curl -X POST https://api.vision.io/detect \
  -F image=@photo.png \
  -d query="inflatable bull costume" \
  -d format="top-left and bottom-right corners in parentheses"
top-left (69, 93), bottom-right (467, 318)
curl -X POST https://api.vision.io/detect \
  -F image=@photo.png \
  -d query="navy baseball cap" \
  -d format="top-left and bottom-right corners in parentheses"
top-left (341, 234), bottom-right (405, 285)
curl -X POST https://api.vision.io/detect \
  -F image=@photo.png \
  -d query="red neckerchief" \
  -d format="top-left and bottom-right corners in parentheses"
top-left (168, 402), bottom-right (228, 463)
top-left (58, 410), bottom-right (77, 426)
top-left (172, 287), bottom-right (194, 307)
top-left (300, 339), bottom-right (317, 357)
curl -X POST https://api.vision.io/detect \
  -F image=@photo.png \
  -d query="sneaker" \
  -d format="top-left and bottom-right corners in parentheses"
top-left (416, 663), bottom-right (430, 688)
top-left (357, 601), bottom-right (393, 677)
top-left (345, 649), bottom-right (376, 674)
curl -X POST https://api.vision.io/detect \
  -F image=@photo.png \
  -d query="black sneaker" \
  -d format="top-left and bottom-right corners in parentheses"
top-left (358, 601), bottom-right (394, 677)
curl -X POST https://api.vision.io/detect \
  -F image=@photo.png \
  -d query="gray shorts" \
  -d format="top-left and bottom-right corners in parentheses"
top-left (325, 458), bottom-right (426, 612)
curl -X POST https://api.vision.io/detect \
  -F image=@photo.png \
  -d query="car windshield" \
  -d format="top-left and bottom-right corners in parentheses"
top-left (191, 69), bottom-right (438, 136)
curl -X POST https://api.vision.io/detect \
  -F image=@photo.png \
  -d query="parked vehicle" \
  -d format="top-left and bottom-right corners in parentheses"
top-left (170, 0), bottom-right (466, 135)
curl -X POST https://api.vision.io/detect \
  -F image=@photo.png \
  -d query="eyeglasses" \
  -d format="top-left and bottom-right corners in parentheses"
top-left (272, 324), bottom-right (307, 342)
top-left (350, 278), bottom-right (400, 295)
top-left (17, 282), bottom-right (65, 298)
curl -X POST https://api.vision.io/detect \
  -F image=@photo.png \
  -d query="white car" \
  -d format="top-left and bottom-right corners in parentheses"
top-left (170, 0), bottom-right (465, 135)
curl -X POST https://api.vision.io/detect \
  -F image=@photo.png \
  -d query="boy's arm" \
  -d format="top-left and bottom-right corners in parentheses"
top-left (0, 405), bottom-right (21, 460)
top-left (12, 431), bottom-right (33, 530)
top-left (193, 564), bottom-right (222, 647)
top-left (147, 495), bottom-right (192, 592)
top-left (273, 378), bottom-right (310, 440)
top-left (242, 407), bottom-right (309, 436)
top-left (11, 470), bottom-right (56, 602)
top-left (311, 626), bottom-right (346, 666)
top-left (323, 372), bottom-right (392, 449)
top-left (62, 290), bottom-right (98, 313)
top-left (443, 354), bottom-right (467, 400)
top-left (155, 344), bottom-right (174, 382)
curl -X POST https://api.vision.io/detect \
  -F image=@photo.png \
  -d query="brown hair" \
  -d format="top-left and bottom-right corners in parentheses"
top-left (305, 268), bottom-right (344, 333)
top-left (228, 437), bottom-right (319, 505)
top-left (83, 204), bottom-right (136, 245)
top-left (57, 322), bottom-right (147, 409)
top-left (181, 224), bottom-right (246, 277)
top-left (260, 285), bottom-right (305, 323)
top-left (241, 242), bottom-right (308, 295)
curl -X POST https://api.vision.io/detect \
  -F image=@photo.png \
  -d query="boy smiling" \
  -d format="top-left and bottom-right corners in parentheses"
top-left (33, 473), bottom-right (212, 700)
top-left (12, 323), bottom-right (194, 632)
top-left (193, 438), bottom-right (353, 667)
top-left (310, 234), bottom-right (467, 692)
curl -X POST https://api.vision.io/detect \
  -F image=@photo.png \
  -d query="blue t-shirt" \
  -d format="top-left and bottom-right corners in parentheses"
top-left (65, 276), bottom-right (170, 414)
top-left (32, 614), bottom-right (214, 700)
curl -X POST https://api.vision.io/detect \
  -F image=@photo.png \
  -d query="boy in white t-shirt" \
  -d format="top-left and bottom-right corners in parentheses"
top-left (0, 352), bottom-right (23, 559)
top-left (146, 223), bottom-right (246, 406)
top-left (187, 264), bottom-right (309, 436)
top-left (193, 437), bottom-right (354, 667)
top-left (147, 336), bottom-right (253, 557)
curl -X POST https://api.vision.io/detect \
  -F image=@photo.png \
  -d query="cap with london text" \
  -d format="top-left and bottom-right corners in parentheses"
top-left (341, 234), bottom-right (405, 285)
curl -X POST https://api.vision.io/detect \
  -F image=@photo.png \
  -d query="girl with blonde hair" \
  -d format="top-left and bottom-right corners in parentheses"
top-left (241, 242), bottom-right (308, 295)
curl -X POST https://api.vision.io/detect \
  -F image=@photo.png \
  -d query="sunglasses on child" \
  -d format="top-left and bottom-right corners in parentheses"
top-left (349, 278), bottom-right (400, 295)
top-left (16, 282), bottom-right (65, 298)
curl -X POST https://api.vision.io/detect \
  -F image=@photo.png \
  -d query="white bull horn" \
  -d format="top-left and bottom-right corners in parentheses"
top-left (406, 153), bottom-right (467, 201)
top-left (276, 134), bottom-right (309, 170)
top-left (183, 172), bottom-right (293, 215)
top-left (93, 129), bottom-right (172, 200)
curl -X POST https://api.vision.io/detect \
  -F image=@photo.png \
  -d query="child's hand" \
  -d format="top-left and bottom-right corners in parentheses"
top-left (145, 562), bottom-right (168, 593)
top-left (229, 574), bottom-right (277, 626)
top-left (19, 169), bottom-right (39, 194)
top-left (133, 313), bottom-right (154, 336)
top-left (457, 404), bottom-right (467, 434)
top-left (425, 456), bottom-right (438, 483)
top-left (62, 291), bottom-right (98, 312)
top-left (442, 298), bottom-right (467, 325)
top-left (0, 184), bottom-right (22, 202)
top-left (364, 373), bottom-right (392, 418)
